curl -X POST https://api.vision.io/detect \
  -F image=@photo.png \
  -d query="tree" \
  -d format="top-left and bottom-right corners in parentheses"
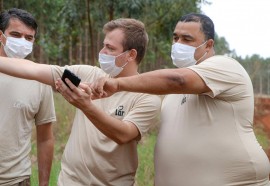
top-left (2, 0), bottom-right (239, 74)
top-left (214, 34), bottom-right (231, 55)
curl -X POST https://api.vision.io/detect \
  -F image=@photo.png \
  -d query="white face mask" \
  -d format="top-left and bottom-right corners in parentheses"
top-left (171, 41), bottom-right (207, 68)
top-left (98, 51), bottom-right (128, 77)
top-left (2, 34), bottom-right (33, 59)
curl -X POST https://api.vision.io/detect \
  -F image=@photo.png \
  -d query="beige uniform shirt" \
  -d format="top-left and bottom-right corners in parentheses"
top-left (50, 65), bottom-right (161, 186)
top-left (154, 56), bottom-right (270, 186)
top-left (0, 74), bottom-right (56, 186)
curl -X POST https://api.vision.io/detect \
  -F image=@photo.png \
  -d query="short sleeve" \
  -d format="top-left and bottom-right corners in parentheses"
top-left (188, 55), bottom-right (250, 100)
top-left (35, 84), bottom-right (56, 125)
top-left (123, 94), bottom-right (162, 137)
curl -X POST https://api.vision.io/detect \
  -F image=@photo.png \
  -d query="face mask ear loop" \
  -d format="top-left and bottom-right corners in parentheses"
top-left (196, 40), bottom-right (208, 49)
top-left (121, 61), bottom-right (129, 68)
top-left (116, 50), bottom-right (130, 68)
top-left (195, 51), bottom-right (208, 64)
top-left (115, 50), bottom-right (130, 58)
top-left (194, 40), bottom-right (208, 64)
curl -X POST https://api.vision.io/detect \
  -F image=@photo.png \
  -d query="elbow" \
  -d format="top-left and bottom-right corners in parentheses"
top-left (115, 140), bottom-right (125, 145)
top-left (113, 132), bottom-right (139, 145)
top-left (108, 123), bottom-right (140, 145)
top-left (114, 136), bottom-right (130, 145)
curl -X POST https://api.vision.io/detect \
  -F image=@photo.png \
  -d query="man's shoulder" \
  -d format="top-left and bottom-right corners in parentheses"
top-left (193, 55), bottom-right (242, 71)
top-left (71, 65), bottom-right (106, 78)
top-left (205, 55), bottom-right (239, 63)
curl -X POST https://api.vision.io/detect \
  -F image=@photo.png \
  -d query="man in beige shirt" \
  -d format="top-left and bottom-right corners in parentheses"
top-left (0, 8), bottom-right (56, 186)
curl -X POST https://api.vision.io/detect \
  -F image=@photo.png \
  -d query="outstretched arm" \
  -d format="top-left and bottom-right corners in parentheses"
top-left (0, 57), bottom-right (54, 86)
top-left (91, 68), bottom-right (210, 97)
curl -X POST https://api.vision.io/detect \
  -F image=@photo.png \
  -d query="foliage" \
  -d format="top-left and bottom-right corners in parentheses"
top-left (136, 132), bottom-right (157, 186)
top-left (214, 34), bottom-right (231, 55)
top-left (254, 125), bottom-right (270, 150)
top-left (3, 0), bottom-right (270, 86)
top-left (236, 55), bottom-right (270, 95)
top-left (2, 0), bottom-right (206, 70)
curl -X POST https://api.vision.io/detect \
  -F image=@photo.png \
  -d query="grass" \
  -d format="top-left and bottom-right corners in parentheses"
top-left (30, 93), bottom-right (270, 185)
top-left (254, 124), bottom-right (269, 150)
top-left (135, 133), bottom-right (157, 186)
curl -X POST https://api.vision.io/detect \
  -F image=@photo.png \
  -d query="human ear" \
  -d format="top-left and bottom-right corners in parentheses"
top-left (206, 39), bottom-right (214, 49)
top-left (128, 49), bottom-right (137, 61)
top-left (0, 31), bottom-right (3, 43)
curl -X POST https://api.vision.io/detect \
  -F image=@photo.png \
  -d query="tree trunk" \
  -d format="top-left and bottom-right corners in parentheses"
top-left (0, 0), bottom-right (3, 12)
top-left (109, 0), bottom-right (114, 21)
top-left (87, 0), bottom-right (95, 66)
top-left (38, 18), bottom-right (45, 63)
top-left (78, 34), bottom-right (82, 64)
top-left (84, 24), bottom-right (89, 65)
top-left (69, 35), bottom-right (73, 65)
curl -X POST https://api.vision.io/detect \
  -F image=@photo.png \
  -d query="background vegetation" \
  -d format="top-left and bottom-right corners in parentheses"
top-left (1, 0), bottom-right (270, 185)
top-left (2, 0), bottom-right (269, 94)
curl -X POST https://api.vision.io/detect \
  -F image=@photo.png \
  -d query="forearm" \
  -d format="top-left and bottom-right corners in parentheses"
top-left (82, 104), bottom-right (138, 144)
top-left (0, 56), bottom-right (54, 86)
top-left (37, 138), bottom-right (54, 186)
top-left (117, 69), bottom-right (187, 94)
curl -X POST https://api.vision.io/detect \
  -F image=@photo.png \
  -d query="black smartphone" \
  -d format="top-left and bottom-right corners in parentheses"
top-left (61, 69), bottom-right (81, 89)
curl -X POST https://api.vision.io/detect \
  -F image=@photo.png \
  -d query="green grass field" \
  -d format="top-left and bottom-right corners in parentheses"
top-left (30, 93), bottom-right (270, 185)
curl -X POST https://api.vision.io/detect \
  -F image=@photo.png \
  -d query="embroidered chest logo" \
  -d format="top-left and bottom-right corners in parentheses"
top-left (115, 105), bottom-right (125, 116)
top-left (181, 95), bottom-right (187, 105)
top-left (13, 101), bottom-right (26, 109)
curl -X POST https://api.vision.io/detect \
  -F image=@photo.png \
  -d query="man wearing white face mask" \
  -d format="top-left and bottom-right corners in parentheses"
top-left (0, 8), bottom-right (56, 186)
top-left (171, 40), bottom-right (207, 68)
top-left (0, 18), bottom-right (161, 186)
top-left (99, 50), bottom-right (130, 77)
top-left (90, 13), bottom-right (270, 186)
top-left (1, 32), bottom-right (33, 58)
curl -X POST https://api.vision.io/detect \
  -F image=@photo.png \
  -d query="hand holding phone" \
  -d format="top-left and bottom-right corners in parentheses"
top-left (61, 69), bottom-right (81, 89)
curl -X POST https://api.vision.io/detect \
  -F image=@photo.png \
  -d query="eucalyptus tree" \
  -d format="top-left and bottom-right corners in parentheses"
top-left (214, 34), bottom-right (231, 56)
top-left (236, 55), bottom-right (270, 95)
top-left (3, 0), bottom-right (230, 72)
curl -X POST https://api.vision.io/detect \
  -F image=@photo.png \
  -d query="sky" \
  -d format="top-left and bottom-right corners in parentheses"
top-left (201, 0), bottom-right (270, 58)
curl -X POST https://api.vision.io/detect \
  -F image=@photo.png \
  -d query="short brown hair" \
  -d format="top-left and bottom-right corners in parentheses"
top-left (103, 18), bottom-right (148, 64)
top-left (0, 8), bottom-right (38, 36)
